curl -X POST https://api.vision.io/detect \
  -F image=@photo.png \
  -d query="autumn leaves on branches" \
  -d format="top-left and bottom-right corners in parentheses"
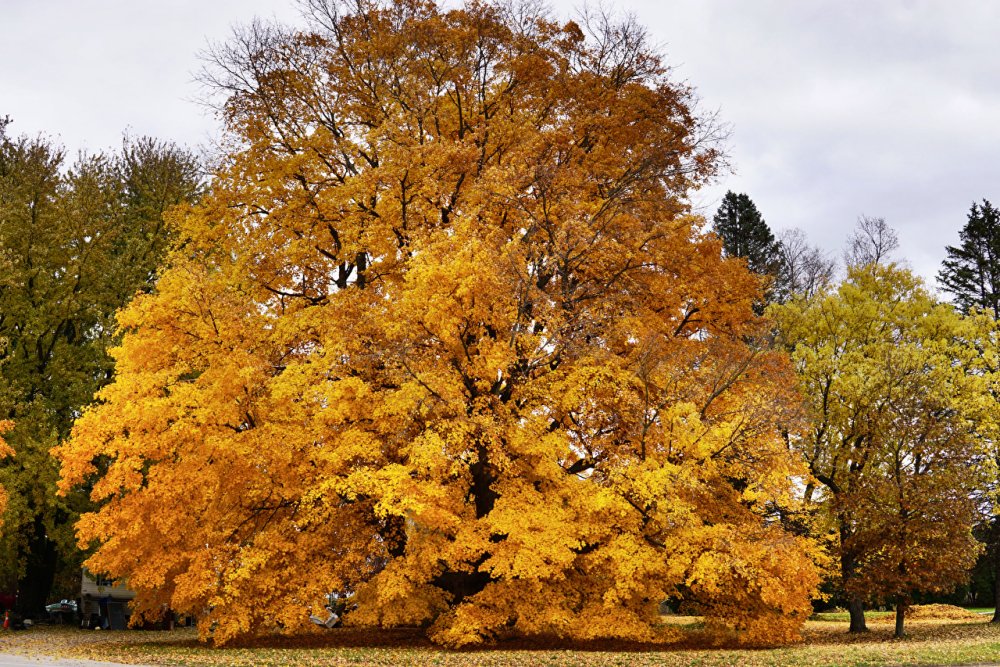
top-left (772, 264), bottom-right (992, 638)
top-left (50, 0), bottom-right (989, 651)
top-left (53, 0), bottom-right (821, 647)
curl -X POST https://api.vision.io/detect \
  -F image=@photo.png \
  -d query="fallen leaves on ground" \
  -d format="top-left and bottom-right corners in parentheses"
top-left (907, 604), bottom-right (985, 620)
top-left (2, 618), bottom-right (1000, 666)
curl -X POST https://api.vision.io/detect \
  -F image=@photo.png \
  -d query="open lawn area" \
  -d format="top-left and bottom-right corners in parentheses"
top-left (3, 616), bottom-right (1000, 667)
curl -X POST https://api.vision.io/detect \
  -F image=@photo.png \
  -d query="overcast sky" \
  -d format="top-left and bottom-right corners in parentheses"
top-left (4, 0), bottom-right (998, 287)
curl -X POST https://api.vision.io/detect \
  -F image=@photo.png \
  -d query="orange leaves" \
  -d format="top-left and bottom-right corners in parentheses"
top-left (56, 0), bottom-right (820, 650)
top-left (0, 420), bottom-right (12, 527)
top-left (691, 526), bottom-right (822, 645)
top-left (0, 421), bottom-right (13, 453)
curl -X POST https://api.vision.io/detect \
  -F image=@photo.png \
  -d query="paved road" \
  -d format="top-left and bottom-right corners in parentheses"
top-left (0, 655), bottom-right (153, 667)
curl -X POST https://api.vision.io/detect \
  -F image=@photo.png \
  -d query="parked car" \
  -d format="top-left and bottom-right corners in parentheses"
top-left (46, 599), bottom-right (77, 623)
top-left (45, 599), bottom-right (77, 614)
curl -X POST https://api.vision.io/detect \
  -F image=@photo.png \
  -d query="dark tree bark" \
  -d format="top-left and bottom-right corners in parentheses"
top-left (894, 601), bottom-right (907, 639)
top-left (431, 567), bottom-right (493, 605)
top-left (429, 438), bottom-right (501, 604)
top-left (840, 522), bottom-right (868, 633)
top-left (993, 572), bottom-right (1000, 623)
top-left (848, 597), bottom-right (868, 633)
top-left (16, 517), bottom-right (57, 615)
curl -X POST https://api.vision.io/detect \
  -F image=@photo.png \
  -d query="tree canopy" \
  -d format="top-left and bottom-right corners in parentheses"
top-left (0, 127), bottom-right (200, 609)
top-left (57, 0), bottom-right (821, 647)
top-left (771, 264), bottom-right (989, 636)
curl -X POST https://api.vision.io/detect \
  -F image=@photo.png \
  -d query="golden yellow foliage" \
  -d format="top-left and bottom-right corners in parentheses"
top-left (771, 264), bottom-right (990, 635)
top-left (56, 0), bottom-right (820, 647)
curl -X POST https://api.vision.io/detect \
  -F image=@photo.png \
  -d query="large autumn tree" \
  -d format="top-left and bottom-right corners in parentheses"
top-left (771, 263), bottom-right (989, 636)
top-left (0, 126), bottom-right (200, 610)
top-left (58, 0), bottom-right (821, 647)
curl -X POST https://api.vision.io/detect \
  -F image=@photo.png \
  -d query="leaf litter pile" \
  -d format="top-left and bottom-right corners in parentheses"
top-left (3, 613), bottom-right (1000, 667)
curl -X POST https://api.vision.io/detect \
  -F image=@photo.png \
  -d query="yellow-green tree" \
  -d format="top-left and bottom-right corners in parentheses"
top-left (0, 126), bottom-right (200, 609)
top-left (57, 0), bottom-right (821, 646)
top-left (771, 264), bottom-right (989, 637)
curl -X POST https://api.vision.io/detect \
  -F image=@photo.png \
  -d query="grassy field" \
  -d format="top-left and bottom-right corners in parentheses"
top-left (3, 616), bottom-right (1000, 666)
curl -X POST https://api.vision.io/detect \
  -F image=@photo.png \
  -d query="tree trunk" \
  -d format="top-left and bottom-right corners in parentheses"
top-left (848, 597), bottom-right (868, 633)
top-left (430, 438), bottom-right (500, 603)
top-left (16, 516), bottom-right (57, 615)
top-left (894, 601), bottom-right (907, 638)
top-left (470, 441), bottom-right (498, 519)
top-left (992, 517), bottom-right (1000, 623)
top-left (840, 522), bottom-right (868, 633)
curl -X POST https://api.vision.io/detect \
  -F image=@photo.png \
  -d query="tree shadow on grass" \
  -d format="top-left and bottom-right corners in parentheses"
top-left (211, 624), bottom-right (764, 654)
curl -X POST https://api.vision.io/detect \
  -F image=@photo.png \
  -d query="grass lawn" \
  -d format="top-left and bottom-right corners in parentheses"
top-left (4, 617), bottom-right (1000, 666)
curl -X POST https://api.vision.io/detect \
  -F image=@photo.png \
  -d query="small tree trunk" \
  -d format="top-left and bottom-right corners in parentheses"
top-left (16, 517), bottom-right (58, 615)
top-left (894, 601), bottom-right (907, 638)
top-left (993, 561), bottom-right (1000, 623)
top-left (992, 518), bottom-right (1000, 623)
top-left (848, 597), bottom-right (868, 633)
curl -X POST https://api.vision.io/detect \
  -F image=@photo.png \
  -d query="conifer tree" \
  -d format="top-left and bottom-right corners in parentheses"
top-left (939, 200), bottom-right (1000, 315)
top-left (712, 191), bottom-right (782, 277)
top-left (712, 191), bottom-right (784, 305)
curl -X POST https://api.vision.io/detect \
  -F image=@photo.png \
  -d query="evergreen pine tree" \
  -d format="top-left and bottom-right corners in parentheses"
top-left (938, 200), bottom-right (1000, 315)
top-left (712, 191), bottom-right (784, 303)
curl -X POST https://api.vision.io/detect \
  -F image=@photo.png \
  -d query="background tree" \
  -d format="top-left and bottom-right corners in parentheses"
top-left (712, 191), bottom-right (784, 304)
top-left (775, 228), bottom-right (835, 300)
top-left (843, 215), bottom-right (898, 269)
top-left (58, 0), bottom-right (821, 647)
top-left (771, 264), bottom-right (989, 635)
top-left (0, 126), bottom-right (200, 611)
top-left (845, 427), bottom-right (981, 638)
top-left (936, 200), bottom-right (1000, 623)
top-left (938, 200), bottom-right (1000, 315)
